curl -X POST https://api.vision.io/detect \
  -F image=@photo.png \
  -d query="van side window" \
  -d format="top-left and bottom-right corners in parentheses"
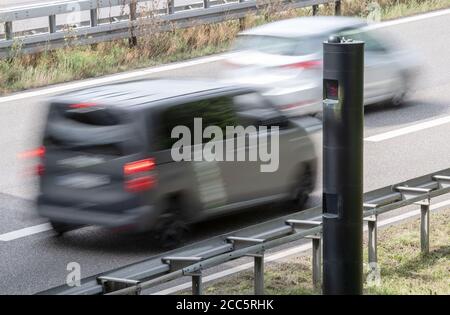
top-left (157, 96), bottom-right (239, 150)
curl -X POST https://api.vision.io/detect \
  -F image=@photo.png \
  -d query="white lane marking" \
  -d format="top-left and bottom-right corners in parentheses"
top-left (152, 199), bottom-right (450, 295)
top-left (0, 216), bottom-right (321, 244)
top-left (366, 8), bottom-right (450, 30)
top-left (0, 223), bottom-right (52, 242)
top-left (0, 53), bottom-right (231, 104)
top-left (1, 8), bottom-right (450, 104)
top-left (364, 115), bottom-right (450, 142)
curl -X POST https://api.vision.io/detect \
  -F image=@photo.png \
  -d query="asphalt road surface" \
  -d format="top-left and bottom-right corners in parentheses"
top-left (0, 10), bottom-right (449, 294)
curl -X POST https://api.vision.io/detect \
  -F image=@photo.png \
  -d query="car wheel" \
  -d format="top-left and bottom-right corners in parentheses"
top-left (50, 221), bottom-right (78, 236)
top-left (391, 90), bottom-right (406, 107)
top-left (391, 75), bottom-right (409, 106)
top-left (314, 111), bottom-right (323, 121)
top-left (286, 165), bottom-right (314, 211)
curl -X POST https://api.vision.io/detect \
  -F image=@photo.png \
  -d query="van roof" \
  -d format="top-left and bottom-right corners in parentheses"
top-left (52, 79), bottom-right (249, 108)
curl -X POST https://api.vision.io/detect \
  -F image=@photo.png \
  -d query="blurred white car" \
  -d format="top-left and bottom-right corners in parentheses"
top-left (222, 16), bottom-right (420, 117)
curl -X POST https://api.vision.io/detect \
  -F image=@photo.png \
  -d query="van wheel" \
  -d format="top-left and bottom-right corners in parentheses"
top-left (288, 165), bottom-right (314, 211)
top-left (50, 221), bottom-right (78, 235)
top-left (153, 214), bottom-right (189, 249)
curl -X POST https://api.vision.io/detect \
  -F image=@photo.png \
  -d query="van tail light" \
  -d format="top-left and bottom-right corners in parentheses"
top-left (36, 164), bottom-right (45, 176)
top-left (125, 176), bottom-right (155, 193)
top-left (124, 158), bottom-right (155, 175)
top-left (282, 60), bottom-right (322, 70)
top-left (18, 146), bottom-right (46, 177)
top-left (123, 158), bottom-right (156, 192)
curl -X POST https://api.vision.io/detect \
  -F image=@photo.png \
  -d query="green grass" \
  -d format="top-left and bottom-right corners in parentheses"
top-left (382, 0), bottom-right (450, 20)
top-left (193, 209), bottom-right (450, 295)
top-left (1, 0), bottom-right (450, 95)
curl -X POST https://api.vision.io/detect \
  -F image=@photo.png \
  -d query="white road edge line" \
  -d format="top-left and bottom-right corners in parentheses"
top-left (364, 115), bottom-right (450, 142)
top-left (1, 8), bottom-right (450, 104)
top-left (0, 53), bottom-right (232, 104)
top-left (152, 199), bottom-right (450, 295)
top-left (0, 197), bottom-right (448, 243)
top-left (365, 7), bottom-right (450, 30)
top-left (0, 223), bottom-right (52, 241)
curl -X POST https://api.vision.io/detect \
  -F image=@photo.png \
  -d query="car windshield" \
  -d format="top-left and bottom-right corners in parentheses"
top-left (233, 35), bottom-right (320, 56)
top-left (339, 29), bottom-right (388, 52)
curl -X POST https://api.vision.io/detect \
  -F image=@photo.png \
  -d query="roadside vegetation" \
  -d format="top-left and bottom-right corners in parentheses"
top-left (193, 209), bottom-right (450, 295)
top-left (1, 0), bottom-right (450, 95)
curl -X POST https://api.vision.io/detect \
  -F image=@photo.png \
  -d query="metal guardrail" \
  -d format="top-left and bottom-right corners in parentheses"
top-left (0, 0), bottom-right (341, 58)
top-left (38, 168), bottom-right (450, 295)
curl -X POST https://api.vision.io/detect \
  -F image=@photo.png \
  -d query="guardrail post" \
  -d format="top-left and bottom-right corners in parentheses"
top-left (167, 0), bottom-right (175, 14)
top-left (5, 22), bottom-right (13, 40)
top-left (203, 0), bottom-right (210, 9)
top-left (191, 272), bottom-right (203, 295)
top-left (97, 276), bottom-right (141, 295)
top-left (286, 220), bottom-right (323, 290)
top-left (366, 216), bottom-right (377, 266)
top-left (420, 202), bottom-right (430, 253)
top-left (239, 0), bottom-right (245, 30)
top-left (254, 253), bottom-right (264, 295)
top-left (49, 15), bottom-right (56, 33)
top-left (129, 0), bottom-right (137, 47)
top-left (334, 1), bottom-right (341, 16)
top-left (312, 5), bottom-right (319, 16)
top-left (309, 236), bottom-right (322, 290)
top-left (90, 9), bottom-right (98, 27)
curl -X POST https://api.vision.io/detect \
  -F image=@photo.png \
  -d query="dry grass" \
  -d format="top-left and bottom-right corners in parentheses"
top-left (191, 209), bottom-right (450, 295)
top-left (1, 0), bottom-right (450, 95)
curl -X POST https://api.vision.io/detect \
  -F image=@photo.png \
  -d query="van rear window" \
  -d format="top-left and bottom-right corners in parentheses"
top-left (64, 106), bottom-right (120, 126)
top-left (44, 102), bottom-right (141, 155)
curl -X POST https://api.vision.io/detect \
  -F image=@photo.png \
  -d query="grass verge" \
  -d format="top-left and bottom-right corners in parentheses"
top-left (1, 0), bottom-right (450, 95)
top-left (194, 209), bottom-right (449, 295)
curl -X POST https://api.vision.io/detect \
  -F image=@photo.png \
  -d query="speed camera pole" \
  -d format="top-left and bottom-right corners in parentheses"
top-left (322, 36), bottom-right (364, 295)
